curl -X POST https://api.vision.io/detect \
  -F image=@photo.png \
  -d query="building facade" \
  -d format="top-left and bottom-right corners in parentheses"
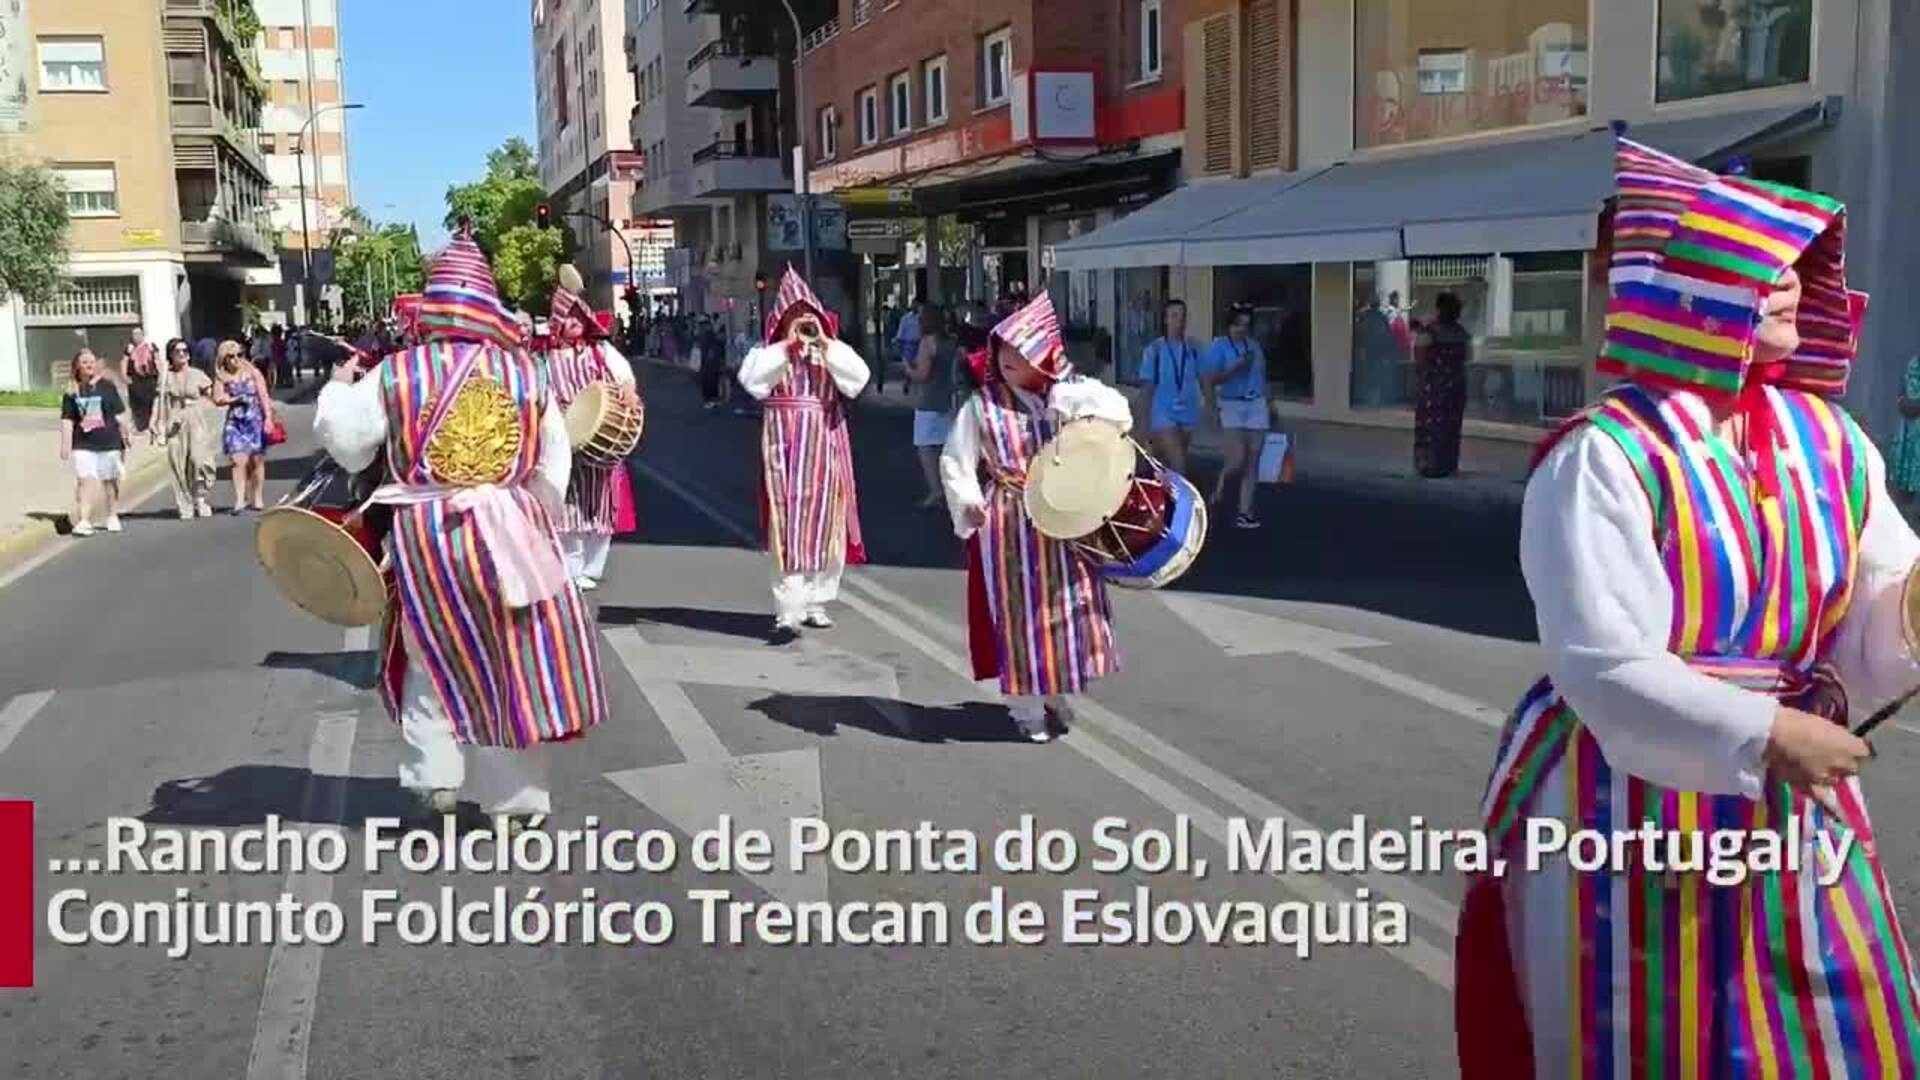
top-left (0, 0), bottom-right (275, 391)
top-left (798, 0), bottom-right (1186, 369)
top-left (627, 0), bottom-right (788, 334)
top-left (534, 0), bottom-right (640, 314)
top-left (253, 0), bottom-right (353, 324)
top-left (1056, 0), bottom-right (1920, 471)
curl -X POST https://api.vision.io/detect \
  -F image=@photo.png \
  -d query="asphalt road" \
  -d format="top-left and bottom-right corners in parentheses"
top-left (3, 364), bottom-right (1918, 1079)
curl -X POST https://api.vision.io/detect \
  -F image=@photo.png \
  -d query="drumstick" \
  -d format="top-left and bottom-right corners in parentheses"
top-left (1854, 682), bottom-right (1920, 739)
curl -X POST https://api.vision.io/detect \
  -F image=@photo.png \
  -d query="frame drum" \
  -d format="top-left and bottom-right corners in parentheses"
top-left (1023, 419), bottom-right (1135, 541)
top-left (255, 504), bottom-right (387, 627)
top-left (565, 381), bottom-right (644, 466)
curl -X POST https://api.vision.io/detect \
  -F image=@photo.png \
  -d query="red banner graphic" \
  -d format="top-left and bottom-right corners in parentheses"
top-left (0, 800), bottom-right (31, 987)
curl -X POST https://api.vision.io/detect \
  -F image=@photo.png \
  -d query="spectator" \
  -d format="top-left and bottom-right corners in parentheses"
top-left (892, 296), bottom-right (923, 396)
top-left (212, 340), bottom-right (274, 512)
top-left (1135, 299), bottom-right (1204, 476)
top-left (153, 338), bottom-right (217, 519)
top-left (1205, 303), bottom-right (1270, 529)
top-left (60, 349), bottom-right (133, 536)
top-left (1412, 292), bottom-right (1470, 479)
top-left (905, 302), bottom-right (959, 508)
top-left (192, 334), bottom-right (219, 375)
top-left (249, 324), bottom-right (272, 370)
top-left (122, 327), bottom-right (160, 434)
top-left (697, 317), bottom-right (726, 408)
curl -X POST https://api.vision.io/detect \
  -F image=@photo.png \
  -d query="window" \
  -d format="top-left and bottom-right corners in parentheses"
top-left (167, 54), bottom-right (208, 99)
top-left (818, 105), bottom-right (838, 160)
top-left (38, 37), bottom-right (106, 92)
top-left (1657, 0), bottom-right (1811, 102)
top-left (55, 165), bottom-right (118, 217)
top-left (980, 27), bottom-right (1012, 106)
top-left (1354, 0), bottom-right (1587, 149)
top-left (554, 41), bottom-right (570, 129)
top-left (857, 86), bottom-right (878, 145)
top-left (1139, 0), bottom-right (1163, 80)
top-left (888, 71), bottom-right (911, 135)
top-left (924, 55), bottom-right (948, 123)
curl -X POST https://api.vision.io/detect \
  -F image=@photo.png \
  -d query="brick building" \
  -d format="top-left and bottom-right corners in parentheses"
top-left (797, 0), bottom-right (1184, 370)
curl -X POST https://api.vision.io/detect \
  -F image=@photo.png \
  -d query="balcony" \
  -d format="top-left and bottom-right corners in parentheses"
top-left (683, 0), bottom-right (717, 12)
top-left (181, 216), bottom-right (275, 265)
top-left (688, 140), bottom-right (788, 197)
top-left (169, 100), bottom-right (268, 179)
top-left (686, 40), bottom-right (778, 109)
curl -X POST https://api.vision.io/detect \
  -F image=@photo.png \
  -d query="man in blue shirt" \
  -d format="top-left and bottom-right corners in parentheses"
top-left (890, 296), bottom-right (923, 395)
top-left (1134, 299), bottom-right (1204, 475)
top-left (1205, 303), bottom-right (1270, 529)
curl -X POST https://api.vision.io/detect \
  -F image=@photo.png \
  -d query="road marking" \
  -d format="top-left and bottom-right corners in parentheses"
top-left (342, 627), bottom-right (370, 652)
top-left (1163, 593), bottom-right (1506, 729)
top-left (637, 459), bottom-right (1460, 983)
top-left (602, 626), bottom-right (828, 905)
top-left (245, 708), bottom-right (358, 1080)
top-left (0, 690), bottom-right (53, 758)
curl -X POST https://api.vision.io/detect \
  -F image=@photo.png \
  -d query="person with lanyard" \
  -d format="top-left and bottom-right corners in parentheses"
top-left (736, 267), bottom-right (871, 638)
top-left (312, 224), bottom-right (606, 831)
top-left (1135, 298), bottom-right (1204, 476)
top-left (940, 292), bottom-right (1131, 744)
top-left (1204, 303), bottom-right (1270, 529)
top-left (1456, 136), bottom-right (1920, 1077)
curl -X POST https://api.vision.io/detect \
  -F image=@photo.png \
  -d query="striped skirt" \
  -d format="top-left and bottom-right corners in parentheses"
top-left (760, 399), bottom-right (855, 576)
top-left (973, 481), bottom-right (1119, 697)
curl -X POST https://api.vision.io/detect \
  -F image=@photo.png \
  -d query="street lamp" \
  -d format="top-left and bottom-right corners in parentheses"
top-left (295, 101), bottom-right (365, 325)
top-left (777, 0), bottom-right (812, 282)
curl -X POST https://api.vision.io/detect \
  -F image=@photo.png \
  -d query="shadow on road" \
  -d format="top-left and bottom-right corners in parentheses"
top-left (748, 693), bottom-right (1033, 745)
top-left (139, 765), bottom-right (413, 827)
top-left (261, 648), bottom-right (376, 688)
top-left (596, 604), bottom-right (776, 643)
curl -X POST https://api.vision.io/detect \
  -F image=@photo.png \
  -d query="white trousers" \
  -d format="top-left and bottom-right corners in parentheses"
top-left (1006, 694), bottom-right (1070, 724)
top-left (771, 564), bottom-right (844, 622)
top-left (562, 532), bottom-right (613, 580)
top-left (396, 654), bottom-right (553, 815)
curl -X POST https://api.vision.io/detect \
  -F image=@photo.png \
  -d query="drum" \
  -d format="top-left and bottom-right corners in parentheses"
top-left (254, 455), bottom-right (390, 627)
top-left (1025, 420), bottom-right (1207, 590)
top-left (1024, 419), bottom-right (1136, 541)
top-left (1079, 470), bottom-right (1209, 590)
top-left (565, 381), bottom-right (644, 466)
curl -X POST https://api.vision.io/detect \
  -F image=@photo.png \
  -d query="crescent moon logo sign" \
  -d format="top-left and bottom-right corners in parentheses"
top-left (1054, 85), bottom-right (1076, 111)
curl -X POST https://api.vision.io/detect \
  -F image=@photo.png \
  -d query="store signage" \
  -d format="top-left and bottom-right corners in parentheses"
top-left (608, 151), bottom-right (645, 183)
top-left (1013, 71), bottom-right (1097, 145)
top-left (121, 228), bottom-right (163, 245)
top-left (846, 219), bottom-right (907, 240)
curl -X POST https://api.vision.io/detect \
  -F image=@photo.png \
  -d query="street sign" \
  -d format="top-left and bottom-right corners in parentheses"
top-left (838, 187), bottom-right (914, 209)
top-left (846, 219), bottom-right (907, 241)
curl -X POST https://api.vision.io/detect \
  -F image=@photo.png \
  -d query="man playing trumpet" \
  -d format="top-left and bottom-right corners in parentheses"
top-left (736, 268), bottom-right (869, 637)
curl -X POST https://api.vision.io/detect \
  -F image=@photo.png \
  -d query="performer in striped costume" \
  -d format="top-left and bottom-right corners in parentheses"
top-left (546, 265), bottom-right (638, 591)
top-left (940, 292), bottom-right (1129, 743)
top-left (1456, 136), bottom-right (1920, 1077)
top-left (737, 267), bottom-right (869, 636)
top-left (314, 226), bottom-right (605, 827)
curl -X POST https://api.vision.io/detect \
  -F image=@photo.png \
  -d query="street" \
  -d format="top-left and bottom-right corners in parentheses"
top-left (3, 362), bottom-right (1919, 1079)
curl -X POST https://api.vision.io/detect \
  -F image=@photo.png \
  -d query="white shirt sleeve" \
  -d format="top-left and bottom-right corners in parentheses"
top-left (597, 341), bottom-right (636, 386)
top-left (1048, 376), bottom-right (1135, 433)
top-left (736, 344), bottom-right (789, 401)
top-left (940, 394), bottom-right (988, 538)
top-left (1820, 434), bottom-right (1920, 715)
top-left (312, 374), bottom-right (387, 474)
top-left (1523, 426), bottom-right (1777, 799)
top-left (532, 397), bottom-right (571, 516)
top-left (823, 340), bottom-right (872, 398)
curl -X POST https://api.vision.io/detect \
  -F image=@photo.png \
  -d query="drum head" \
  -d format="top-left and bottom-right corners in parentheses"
top-left (565, 382), bottom-right (607, 448)
top-left (255, 507), bottom-right (386, 627)
top-left (1025, 420), bottom-right (1135, 540)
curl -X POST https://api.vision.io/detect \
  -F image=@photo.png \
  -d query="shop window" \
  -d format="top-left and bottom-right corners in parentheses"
top-left (1354, 0), bottom-right (1587, 149)
top-left (1214, 265), bottom-right (1314, 401)
top-left (55, 164), bottom-right (118, 217)
top-left (858, 87), bottom-right (879, 145)
top-left (1657, 0), bottom-right (1811, 102)
top-left (38, 37), bottom-right (107, 92)
top-left (924, 55), bottom-right (948, 124)
top-left (980, 27), bottom-right (1012, 107)
top-left (1350, 253), bottom-right (1587, 425)
top-left (1113, 266), bottom-right (1169, 384)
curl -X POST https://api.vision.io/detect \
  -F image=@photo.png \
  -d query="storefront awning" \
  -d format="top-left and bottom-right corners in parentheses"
top-left (1051, 99), bottom-right (1838, 269)
top-left (1049, 170), bottom-right (1317, 271)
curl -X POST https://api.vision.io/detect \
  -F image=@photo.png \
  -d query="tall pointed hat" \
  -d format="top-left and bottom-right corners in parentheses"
top-left (764, 265), bottom-right (839, 342)
top-left (417, 222), bottom-right (524, 350)
top-left (990, 290), bottom-right (1070, 381)
top-left (1601, 135), bottom-right (1865, 398)
top-left (549, 263), bottom-right (602, 342)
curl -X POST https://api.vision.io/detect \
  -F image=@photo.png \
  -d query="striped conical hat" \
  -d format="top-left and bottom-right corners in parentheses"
top-left (991, 291), bottom-right (1070, 380)
top-left (549, 266), bottom-right (600, 341)
top-left (1601, 136), bottom-right (1864, 397)
top-left (417, 225), bottom-right (523, 349)
top-left (763, 265), bottom-right (839, 341)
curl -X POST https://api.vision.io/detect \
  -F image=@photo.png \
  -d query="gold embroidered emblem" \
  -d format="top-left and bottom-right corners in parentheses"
top-left (423, 376), bottom-right (522, 485)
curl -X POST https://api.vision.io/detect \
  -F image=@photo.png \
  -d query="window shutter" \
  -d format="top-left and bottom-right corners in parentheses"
top-left (1186, 14), bottom-right (1237, 177)
top-left (1244, 0), bottom-right (1291, 172)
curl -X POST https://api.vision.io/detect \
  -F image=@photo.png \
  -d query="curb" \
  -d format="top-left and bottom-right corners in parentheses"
top-left (0, 449), bottom-right (176, 575)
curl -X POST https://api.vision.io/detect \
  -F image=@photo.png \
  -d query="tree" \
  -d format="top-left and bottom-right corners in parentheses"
top-left (0, 160), bottom-right (71, 304)
top-left (336, 217), bottom-right (426, 323)
top-left (443, 136), bottom-right (545, 257)
top-left (491, 223), bottom-right (566, 313)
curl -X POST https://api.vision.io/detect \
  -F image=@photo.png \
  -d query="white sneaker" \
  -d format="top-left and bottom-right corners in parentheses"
top-left (773, 615), bottom-right (802, 638)
top-left (105, 516), bottom-right (123, 533)
top-left (70, 522), bottom-right (94, 538)
top-left (802, 608), bottom-right (833, 629)
top-left (178, 507), bottom-right (195, 521)
top-left (195, 499), bottom-right (213, 517)
top-left (575, 576), bottom-right (599, 592)
top-left (1013, 713), bottom-right (1053, 744)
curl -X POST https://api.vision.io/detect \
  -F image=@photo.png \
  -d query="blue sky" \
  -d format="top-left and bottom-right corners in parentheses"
top-left (340, 1), bottom-right (535, 245)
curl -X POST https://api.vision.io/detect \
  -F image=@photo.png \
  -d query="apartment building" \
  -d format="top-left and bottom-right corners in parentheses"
top-left (797, 0), bottom-right (1185, 367)
top-left (627, 0), bottom-right (789, 330)
top-left (0, 0), bottom-right (275, 390)
top-left (1056, 0), bottom-right (1920, 470)
top-left (253, 0), bottom-right (353, 323)
top-left (534, 0), bottom-right (640, 314)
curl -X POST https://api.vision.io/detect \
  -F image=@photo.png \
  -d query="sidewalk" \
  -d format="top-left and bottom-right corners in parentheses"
top-left (0, 376), bottom-right (326, 573)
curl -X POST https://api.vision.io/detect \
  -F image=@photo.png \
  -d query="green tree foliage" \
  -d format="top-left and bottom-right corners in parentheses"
top-left (443, 136), bottom-right (545, 257)
top-left (491, 224), bottom-right (566, 313)
top-left (0, 159), bottom-right (72, 304)
top-left (336, 216), bottom-right (426, 323)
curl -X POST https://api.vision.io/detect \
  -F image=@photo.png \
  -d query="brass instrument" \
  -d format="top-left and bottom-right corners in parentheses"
top-left (792, 315), bottom-right (823, 343)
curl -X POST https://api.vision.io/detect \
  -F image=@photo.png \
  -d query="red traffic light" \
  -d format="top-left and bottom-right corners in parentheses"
top-left (754, 273), bottom-right (767, 291)
top-left (535, 203), bottom-right (552, 228)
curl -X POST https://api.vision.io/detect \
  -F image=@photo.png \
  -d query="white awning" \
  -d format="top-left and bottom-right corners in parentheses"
top-left (1049, 171), bottom-right (1318, 271)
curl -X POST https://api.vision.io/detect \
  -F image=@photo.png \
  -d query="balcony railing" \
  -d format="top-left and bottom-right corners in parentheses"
top-left (687, 39), bottom-right (767, 72)
top-left (691, 139), bottom-right (778, 164)
top-left (169, 98), bottom-right (267, 178)
top-left (802, 17), bottom-right (840, 54)
top-left (181, 217), bottom-right (275, 262)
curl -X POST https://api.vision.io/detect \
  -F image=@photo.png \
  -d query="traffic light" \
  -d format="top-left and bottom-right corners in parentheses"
top-left (535, 203), bottom-right (552, 229)
top-left (754, 271), bottom-right (767, 292)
